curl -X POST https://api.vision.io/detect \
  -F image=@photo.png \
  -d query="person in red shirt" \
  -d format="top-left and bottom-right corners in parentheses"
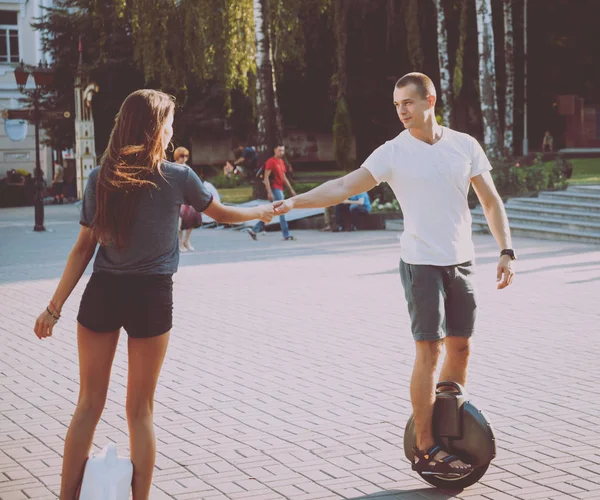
top-left (248, 144), bottom-right (297, 241)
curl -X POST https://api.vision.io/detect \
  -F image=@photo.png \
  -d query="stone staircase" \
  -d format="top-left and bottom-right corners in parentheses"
top-left (471, 185), bottom-right (600, 243)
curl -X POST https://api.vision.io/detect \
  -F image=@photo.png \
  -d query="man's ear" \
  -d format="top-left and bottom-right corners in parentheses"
top-left (428, 95), bottom-right (437, 109)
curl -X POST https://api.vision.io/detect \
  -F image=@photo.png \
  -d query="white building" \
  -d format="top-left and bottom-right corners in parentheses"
top-left (0, 0), bottom-right (53, 182)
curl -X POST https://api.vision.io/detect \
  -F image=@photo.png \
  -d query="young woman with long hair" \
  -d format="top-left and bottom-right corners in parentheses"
top-left (33, 89), bottom-right (273, 500)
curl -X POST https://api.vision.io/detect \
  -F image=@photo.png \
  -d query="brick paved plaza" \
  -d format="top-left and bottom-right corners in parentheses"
top-left (1, 205), bottom-right (599, 500)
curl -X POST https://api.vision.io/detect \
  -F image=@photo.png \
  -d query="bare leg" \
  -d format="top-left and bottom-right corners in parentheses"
top-left (411, 340), bottom-right (442, 451)
top-left (439, 336), bottom-right (471, 388)
top-left (411, 339), bottom-right (470, 470)
top-left (127, 332), bottom-right (170, 500)
top-left (59, 325), bottom-right (120, 500)
top-left (178, 216), bottom-right (187, 252)
top-left (183, 229), bottom-right (194, 251)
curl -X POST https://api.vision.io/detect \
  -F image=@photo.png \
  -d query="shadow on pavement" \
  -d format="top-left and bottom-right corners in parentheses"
top-left (348, 488), bottom-right (461, 499)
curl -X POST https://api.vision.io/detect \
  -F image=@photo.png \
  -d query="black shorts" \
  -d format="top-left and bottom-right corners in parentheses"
top-left (77, 272), bottom-right (173, 338)
top-left (399, 260), bottom-right (477, 342)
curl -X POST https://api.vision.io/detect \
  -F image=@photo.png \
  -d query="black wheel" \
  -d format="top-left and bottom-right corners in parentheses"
top-left (417, 462), bottom-right (490, 490)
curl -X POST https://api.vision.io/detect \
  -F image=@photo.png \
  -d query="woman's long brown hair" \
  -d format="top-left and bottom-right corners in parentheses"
top-left (92, 89), bottom-right (175, 248)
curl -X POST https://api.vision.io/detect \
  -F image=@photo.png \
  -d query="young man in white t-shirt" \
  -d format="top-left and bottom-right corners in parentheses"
top-left (274, 72), bottom-right (515, 476)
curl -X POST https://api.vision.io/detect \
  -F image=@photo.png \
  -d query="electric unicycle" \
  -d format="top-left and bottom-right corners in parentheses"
top-left (403, 382), bottom-right (496, 489)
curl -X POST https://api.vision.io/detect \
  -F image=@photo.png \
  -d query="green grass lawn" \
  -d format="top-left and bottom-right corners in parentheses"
top-left (568, 158), bottom-right (600, 185)
top-left (219, 186), bottom-right (253, 204)
top-left (539, 158), bottom-right (600, 186)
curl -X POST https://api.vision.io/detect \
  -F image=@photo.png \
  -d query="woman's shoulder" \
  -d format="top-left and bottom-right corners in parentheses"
top-left (161, 160), bottom-right (190, 175)
top-left (160, 161), bottom-right (193, 184)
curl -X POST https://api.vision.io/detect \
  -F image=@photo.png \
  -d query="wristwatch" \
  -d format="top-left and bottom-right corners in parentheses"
top-left (500, 249), bottom-right (517, 260)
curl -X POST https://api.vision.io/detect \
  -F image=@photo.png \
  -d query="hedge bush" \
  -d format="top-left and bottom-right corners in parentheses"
top-left (208, 172), bottom-right (247, 189)
top-left (467, 157), bottom-right (572, 208)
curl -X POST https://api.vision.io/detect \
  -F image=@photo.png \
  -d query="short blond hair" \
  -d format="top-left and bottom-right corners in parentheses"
top-left (174, 146), bottom-right (190, 161)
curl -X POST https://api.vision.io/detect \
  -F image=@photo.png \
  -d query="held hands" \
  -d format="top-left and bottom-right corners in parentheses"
top-left (257, 204), bottom-right (275, 223)
top-left (496, 255), bottom-right (515, 289)
top-left (34, 305), bottom-right (60, 339)
top-left (273, 199), bottom-right (293, 215)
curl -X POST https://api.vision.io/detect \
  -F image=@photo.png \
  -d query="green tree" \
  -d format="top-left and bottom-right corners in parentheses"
top-left (33, 0), bottom-right (144, 155)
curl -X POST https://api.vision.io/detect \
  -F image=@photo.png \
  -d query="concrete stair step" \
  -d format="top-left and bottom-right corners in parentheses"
top-left (471, 185), bottom-right (600, 242)
top-left (568, 185), bottom-right (600, 193)
top-left (471, 205), bottom-right (600, 223)
top-left (539, 190), bottom-right (600, 203)
top-left (471, 220), bottom-right (600, 243)
top-left (506, 197), bottom-right (600, 213)
top-left (472, 214), bottom-right (600, 232)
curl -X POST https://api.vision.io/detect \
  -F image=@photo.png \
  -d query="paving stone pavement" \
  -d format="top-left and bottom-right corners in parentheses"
top-left (1, 204), bottom-right (600, 500)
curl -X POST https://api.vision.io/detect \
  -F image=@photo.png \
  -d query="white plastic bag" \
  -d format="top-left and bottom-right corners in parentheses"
top-left (79, 443), bottom-right (133, 500)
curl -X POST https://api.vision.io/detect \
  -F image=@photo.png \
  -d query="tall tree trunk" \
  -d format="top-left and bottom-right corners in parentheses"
top-left (332, 0), bottom-right (353, 172)
top-left (453, 0), bottom-right (468, 99)
top-left (405, 0), bottom-right (424, 71)
top-left (434, 0), bottom-right (452, 127)
top-left (253, 0), bottom-right (279, 198)
top-left (503, 0), bottom-right (515, 157)
top-left (476, 0), bottom-right (503, 159)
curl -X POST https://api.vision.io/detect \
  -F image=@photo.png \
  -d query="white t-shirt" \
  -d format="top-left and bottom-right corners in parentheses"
top-left (362, 127), bottom-right (492, 266)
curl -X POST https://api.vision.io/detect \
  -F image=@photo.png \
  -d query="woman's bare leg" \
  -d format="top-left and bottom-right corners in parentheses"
top-left (59, 324), bottom-right (120, 499)
top-left (126, 332), bottom-right (170, 500)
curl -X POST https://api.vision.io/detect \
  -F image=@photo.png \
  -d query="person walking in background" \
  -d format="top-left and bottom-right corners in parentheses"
top-left (247, 144), bottom-right (297, 241)
top-left (52, 161), bottom-right (65, 204)
top-left (174, 147), bottom-right (201, 252)
top-left (33, 89), bottom-right (273, 500)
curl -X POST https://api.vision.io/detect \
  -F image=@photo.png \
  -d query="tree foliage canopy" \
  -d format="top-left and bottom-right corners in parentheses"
top-left (34, 0), bottom-right (600, 161)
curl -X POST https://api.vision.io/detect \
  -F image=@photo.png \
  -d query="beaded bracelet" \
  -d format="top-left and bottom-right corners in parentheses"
top-left (46, 307), bottom-right (60, 321)
top-left (49, 300), bottom-right (60, 314)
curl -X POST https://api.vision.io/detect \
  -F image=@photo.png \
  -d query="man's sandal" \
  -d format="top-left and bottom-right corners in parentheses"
top-left (412, 445), bottom-right (473, 477)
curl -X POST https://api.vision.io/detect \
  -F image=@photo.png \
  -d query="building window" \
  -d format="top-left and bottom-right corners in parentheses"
top-left (0, 10), bottom-right (18, 64)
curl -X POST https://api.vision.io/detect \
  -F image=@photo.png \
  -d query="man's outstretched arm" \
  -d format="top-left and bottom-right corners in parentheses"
top-left (274, 167), bottom-right (377, 214)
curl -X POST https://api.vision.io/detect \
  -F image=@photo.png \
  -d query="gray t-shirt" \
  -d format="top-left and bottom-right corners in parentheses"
top-left (80, 161), bottom-right (213, 275)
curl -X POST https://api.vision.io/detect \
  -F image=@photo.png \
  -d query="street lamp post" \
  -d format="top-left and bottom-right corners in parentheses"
top-left (14, 61), bottom-right (55, 232)
top-left (522, 0), bottom-right (528, 157)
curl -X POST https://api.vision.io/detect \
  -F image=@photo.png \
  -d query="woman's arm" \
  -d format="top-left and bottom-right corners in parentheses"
top-left (203, 200), bottom-right (274, 224)
top-left (34, 226), bottom-right (98, 339)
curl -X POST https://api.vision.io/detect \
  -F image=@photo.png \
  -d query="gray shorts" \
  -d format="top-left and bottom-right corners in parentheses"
top-left (399, 260), bottom-right (477, 342)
